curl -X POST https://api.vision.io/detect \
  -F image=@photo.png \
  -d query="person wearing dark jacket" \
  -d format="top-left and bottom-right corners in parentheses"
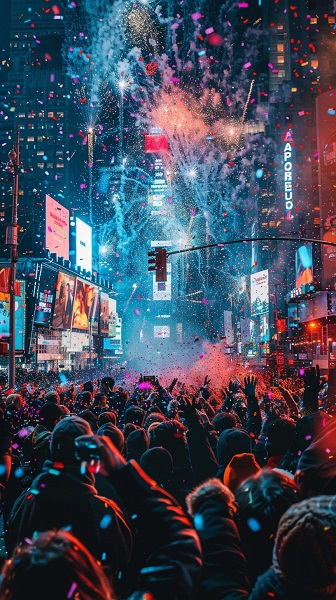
top-left (75, 433), bottom-right (202, 600)
top-left (5, 416), bottom-right (132, 580)
top-left (250, 495), bottom-right (336, 600)
top-left (186, 477), bottom-right (250, 599)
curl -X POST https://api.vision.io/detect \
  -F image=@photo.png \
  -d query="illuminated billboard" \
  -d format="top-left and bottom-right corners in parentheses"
top-left (75, 217), bottom-right (92, 273)
top-left (153, 263), bottom-right (172, 301)
top-left (53, 271), bottom-right (76, 330)
top-left (283, 128), bottom-right (294, 220)
top-left (34, 267), bottom-right (57, 327)
top-left (316, 89), bottom-right (336, 284)
top-left (295, 244), bottom-right (313, 289)
top-left (100, 292), bottom-right (109, 335)
top-left (45, 195), bottom-right (69, 260)
top-left (89, 285), bottom-right (99, 335)
top-left (72, 279), bottom-right (98, 331)
top-left (108, 298), bottom-right (117, 337)
top-left (0, 281), bottom-right (25, 351)
top-left (251, 270), bottom-right (269, 316)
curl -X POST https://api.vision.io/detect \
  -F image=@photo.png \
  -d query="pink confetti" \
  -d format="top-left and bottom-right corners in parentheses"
top-left (191, 12), bottom-right (202, 20)
top-left (205, 27), bottom-right (214, 34)
top-left (243, 62), bottom-right (252, 69)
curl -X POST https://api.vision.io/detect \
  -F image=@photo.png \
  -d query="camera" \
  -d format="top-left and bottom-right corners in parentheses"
top-left (74, 437), bottom-right (101, 473)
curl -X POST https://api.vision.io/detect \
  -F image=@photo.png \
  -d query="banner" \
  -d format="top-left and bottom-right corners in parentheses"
top-left (45, 194), bottom-right (69, 260)
top-left (223, 310), bottom-right (234, 346)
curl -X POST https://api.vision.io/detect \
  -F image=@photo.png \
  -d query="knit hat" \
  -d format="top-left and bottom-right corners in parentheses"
top-left (38, 402), bottom-right (64, 429)
top-left (274, 495), bottom-right (336, 595)
top-left (50, 416), bottom-right (92, 463)
top-left (124, 406), bottom-right (146, 427)
top-left (45, 391), bottom-right (60, 405)
top-left (223, 452), bottom-right (261, 492)
top-left (97, 423), bottom-right (125, 453)
top-left (97, 411), bottom-right (117, 427)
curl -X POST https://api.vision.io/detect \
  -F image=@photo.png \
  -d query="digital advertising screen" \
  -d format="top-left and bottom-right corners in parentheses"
top-left (251, 270), bottom-right (269, 316)
top-left (72, 279), bottom-right (97, 331)
top-left (45, 194), bottom-right (69, 260)
top-left (295, 244), bottom-right (313, 289)
top-left (100, 292), bottom-right (109, 335)
top-left (34, 266), bottom-right (57, 326)
top-left (89, 284), bottom-right (99, 335)
top-left (108, 298), bottom-right (117, 337)
top-left (53, 271), bottom-right (76, 330)
top-left (75, 217), bottom-right (92, 273)
top-left (0, 281), bottom-right (25, 351)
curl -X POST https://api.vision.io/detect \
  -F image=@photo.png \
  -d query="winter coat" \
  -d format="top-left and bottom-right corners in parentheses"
top-left (6, 459), bottom-right (132, 576)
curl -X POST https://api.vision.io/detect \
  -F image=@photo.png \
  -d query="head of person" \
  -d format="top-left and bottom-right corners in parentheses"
top-left (44, 391), bottom-right (60, 406)
top-left (144, 412), bottom-right (166, 430)
top-left (235, 468), bottom-right (301, 583)
top-left (0, 529), bottom-right (115, 600)
top-left (6, 393), bottom-right (25, 410)
top-left (97, 411), bottom-right (117, 428)
top-left (223, 452), bottom-right (261, 493)
top-left (216, 428), bottom-right (252, 474)
top-left (148, 419), bottom-right (187, 464)
top-left (124, 406), bottom-right (146, 427)
top-left (212, 412), bottom-right (237, 434)
top-left (126, 428), bottom-right (149, 463)
top-left (140, 447), bottom-right (173, 485)
top-left (271, 495), bottom-right (336, 597)
top-left (38, 403), bottom-right (64, 431)
top-left (97, 423), bottom-right (125, 454)
top-left (50, 415), bottom-right (93, 465)
top-left (100, 377), bottom-right (115, 395)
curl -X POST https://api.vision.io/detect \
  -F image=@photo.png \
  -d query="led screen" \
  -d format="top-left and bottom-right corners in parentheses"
top-left (295, 244), bottom-right (313, 289)
top-left (34, 266), bottom-right (57, 326)
top-left (100, 292), bottom-right (109, 335)
top-left (72, 279), bottom-right (97, 331)
top-left (251, 270), bottom-right (269, 316)
top-left (75, 217), bottom-right (92, 273)
top-left (0, 281), bottom-right (25, 351)
top-left (53, 271), bottom-right (76, 330)
top-left (45, 194), bottom-right (69, 260)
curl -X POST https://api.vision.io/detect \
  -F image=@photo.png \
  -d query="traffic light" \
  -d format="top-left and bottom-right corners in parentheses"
top-left (148, 247), bottom-right (167, 282)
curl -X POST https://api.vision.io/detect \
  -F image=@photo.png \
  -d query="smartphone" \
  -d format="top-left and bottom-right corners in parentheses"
top-left (143, 375), bottom-right (156, 384)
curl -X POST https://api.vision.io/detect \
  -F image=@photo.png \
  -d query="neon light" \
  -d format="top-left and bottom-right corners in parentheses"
top-left (284, 131), bottom-right (294, 219)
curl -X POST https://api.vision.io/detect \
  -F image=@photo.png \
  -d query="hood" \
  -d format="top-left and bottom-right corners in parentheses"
top-left (216, 428), bottom-right (252, 473)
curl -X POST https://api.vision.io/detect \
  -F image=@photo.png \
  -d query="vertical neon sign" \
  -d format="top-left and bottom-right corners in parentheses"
top-left (284, 128), bottom-right (294, 220)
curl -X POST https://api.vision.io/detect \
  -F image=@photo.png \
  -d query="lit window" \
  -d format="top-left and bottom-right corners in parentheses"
top-left (310, 17), bottom-right (318, 25)
top-left (278, 70), bottom-right (285, 77)
top-left (37, 163), bottom-right (44, 168)
top-left (278, 55), bottom-right (285, 64)
top-left (47, 112), bottom-right (54, 118)
top-left (56, 163), bottom-right (64, 168)
top-left (328, 16), bottom-right (335, 25)
top-left (277, 43), bottom-right (284, 52)
top-left (277, 24), bottom-right (284, 30)
top-left (18, 113), bottom-right (25, 118)
top-left (27, 137), bottom-right (34, 142)
top-left (311, 59), bottom-right (318, 68)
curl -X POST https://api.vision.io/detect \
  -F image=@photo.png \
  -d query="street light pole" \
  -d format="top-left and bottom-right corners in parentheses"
top-left (5, 125), bottom-right (20, 389)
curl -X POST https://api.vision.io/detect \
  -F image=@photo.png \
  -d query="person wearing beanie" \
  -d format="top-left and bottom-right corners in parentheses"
top-left (124, 405), bottom-right (146, 427)
top-left (6, 416), bottom-right (132, 578)
top-left (235, 468), bottom-right (301, 586)
top-left (97, 410), bottom-right (117, 427)
top-left (97, 423), bottom-right (125, 454)
top-left (185, 477), bottom-right (250, 599)
top-left (223, 453), bottom-right (261, 492)
top-left (250, 495), bottom-right (336, 599)
top-left (44, 390), bottom-right (60, 405)
top-left (216, 428), bottom-right (252, 480)
top-left (126, 428), bottom-right (149, 463)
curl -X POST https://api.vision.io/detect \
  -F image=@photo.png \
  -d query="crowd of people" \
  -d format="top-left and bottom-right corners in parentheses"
top-left (0, 363), bottom-right (335, 599)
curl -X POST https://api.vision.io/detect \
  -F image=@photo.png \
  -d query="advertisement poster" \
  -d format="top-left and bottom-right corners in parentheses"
top-left (89, 284), bottom-right (99, 335)
top-left (0, 281), bottom-right (25, 351)
top-left (251, 270), bottom-right (269, 316)
top-left (108, 298), bottom-right (117, 337)
top-left (45, 194), bottom-right (69, 260)
top-left (34, 266), bottom-right (57, 326)
top-left (295, 244), bottom-right (313, 289)
top-left (100, 292), bottom-right (109, 335)
top-left (53, 271), bottom-right (76, 330)
top-left (72, 279), bottom-right (98, 331)
top-left (75, 217), bottom-right (92, 273)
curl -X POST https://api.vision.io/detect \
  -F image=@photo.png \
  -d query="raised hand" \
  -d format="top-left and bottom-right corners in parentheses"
top-left (203, 375), bottom-right (211, 388)
top-left (228, 379), bottom-right (241, 395)
top-left (240, 375), bottom-right (257, 397)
